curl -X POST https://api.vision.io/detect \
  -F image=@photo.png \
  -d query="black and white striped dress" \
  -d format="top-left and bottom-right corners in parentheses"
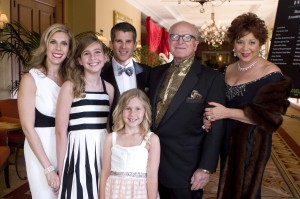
top-left (59, 82), bottom-right (109, 199)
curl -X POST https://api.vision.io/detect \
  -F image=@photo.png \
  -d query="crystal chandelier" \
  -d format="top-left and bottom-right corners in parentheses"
top-left (178, 0), bottom-right (231, 13)
top-left (200, 6), bottom-right (227, 46)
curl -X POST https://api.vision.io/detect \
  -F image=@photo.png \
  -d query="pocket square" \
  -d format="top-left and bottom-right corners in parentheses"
top-left (188, 90), bottom-right (202, 99)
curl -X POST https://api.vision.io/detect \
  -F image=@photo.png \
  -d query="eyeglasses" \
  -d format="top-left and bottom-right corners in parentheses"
top-left (169, 34), bottom-right (196, 42)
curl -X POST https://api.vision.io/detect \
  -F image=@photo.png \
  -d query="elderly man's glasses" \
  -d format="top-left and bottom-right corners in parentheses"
top-left (169, 34), bottom-right (196, 42)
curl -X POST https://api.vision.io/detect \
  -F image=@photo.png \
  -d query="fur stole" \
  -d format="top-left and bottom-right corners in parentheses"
top-left (218, 77), bottom-right (292, 199)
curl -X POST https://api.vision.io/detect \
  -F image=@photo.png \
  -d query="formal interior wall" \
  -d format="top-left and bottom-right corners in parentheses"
top-left (0, 0), bottom-right (11, 99)
top-left (64, 0), bottom-right (96, 35)
top-left (64, 0), bottom-right (141, 44)
top-left (0, 0), bottom-right (141, 99)
top-left (95, 0), bottom-right (142, 44)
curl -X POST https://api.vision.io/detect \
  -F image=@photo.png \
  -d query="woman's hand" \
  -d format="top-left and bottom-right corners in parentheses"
top-left (202, 116), bottom-right (211, 132)
top-left (204, 102), bottom-right (228, 122)
top-left (46, 171), bottom-right (60, 194)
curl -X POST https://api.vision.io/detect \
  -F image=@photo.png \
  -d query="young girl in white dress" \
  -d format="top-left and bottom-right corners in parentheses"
top-left (100, 88), bottom-right (160, 199)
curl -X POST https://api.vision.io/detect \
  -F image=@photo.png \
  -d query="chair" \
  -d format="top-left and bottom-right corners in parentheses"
top-left (0, 99), bottom-right (26, 180)
top-left (0, 129), bottom-right (10, 188)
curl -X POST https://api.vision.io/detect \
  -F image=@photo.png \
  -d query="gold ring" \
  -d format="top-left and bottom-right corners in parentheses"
top-left (207, 115), bottom-right (211, 121)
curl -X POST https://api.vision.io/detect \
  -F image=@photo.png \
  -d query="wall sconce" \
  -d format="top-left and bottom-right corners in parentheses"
top-left (0, 13), bottom-right (9, 44)
top-left (97, 29), bottom-right (108, 45)
top-left (136, 40), bottom-right (142, 48)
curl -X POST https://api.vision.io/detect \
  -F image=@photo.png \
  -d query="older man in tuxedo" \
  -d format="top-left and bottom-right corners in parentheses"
top-left (148, 21), bottom-right (226, 199)
top-left (101, 22), bottom-right (151, 129)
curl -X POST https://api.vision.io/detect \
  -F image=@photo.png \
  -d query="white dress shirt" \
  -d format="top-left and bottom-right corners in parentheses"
top-left (112, 57), bottom-right (137, 94)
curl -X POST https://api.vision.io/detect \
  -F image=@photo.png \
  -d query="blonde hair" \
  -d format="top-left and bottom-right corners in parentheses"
top-left (30, 23), bottom-right (76, 81)
top-left (68, 34), bottom-right (106, 98)
top-left (112, 88), bottom-right (152, 138)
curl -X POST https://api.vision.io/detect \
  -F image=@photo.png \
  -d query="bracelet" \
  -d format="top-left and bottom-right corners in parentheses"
top-left (44, 165), bottom-right (55, 175)
top-left (200, 168), bottom-right (211, 174)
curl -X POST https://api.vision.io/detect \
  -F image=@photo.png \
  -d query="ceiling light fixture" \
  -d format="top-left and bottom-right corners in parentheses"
top-left (178, 0), bottom-right (230, 13)
top-left (199, 6), bottom-right (227, 46)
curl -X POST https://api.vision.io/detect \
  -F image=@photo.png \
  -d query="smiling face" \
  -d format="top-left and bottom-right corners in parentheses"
top-left (234, 32), bottom-right (260, 64)
top-left (122, 97), bottom-right (146, 129)
top-left (110, 31), bottom-right (136, 66)
top-left (78, 41), bottom-right (107, 74)
top-left (46, 32), bottom-right (70, 67)
top-left (168, 21), bottom-right (199, 63)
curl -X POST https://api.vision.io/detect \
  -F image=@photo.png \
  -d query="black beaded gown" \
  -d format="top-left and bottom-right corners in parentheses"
top-left (219, 72), bottom-right (284, 199)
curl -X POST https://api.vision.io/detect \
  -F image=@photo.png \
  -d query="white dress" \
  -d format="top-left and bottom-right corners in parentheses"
top-left (105, 131), bottom-right (157, 199)
top-left (24, 68), bottom-right (60, 199)
top-left (59, 80), bottom-right (109, 199)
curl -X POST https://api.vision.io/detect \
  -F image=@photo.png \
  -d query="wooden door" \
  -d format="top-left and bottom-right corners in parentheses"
top-left (10, 0), bottom-right (61, 82)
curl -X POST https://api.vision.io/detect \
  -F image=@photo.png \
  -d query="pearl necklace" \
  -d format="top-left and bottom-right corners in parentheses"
top-left (237, 60), bottom-right (258, 72)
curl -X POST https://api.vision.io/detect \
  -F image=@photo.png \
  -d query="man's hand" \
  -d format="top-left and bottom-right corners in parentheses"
top-left (190, 169), bottom-right (210, 190)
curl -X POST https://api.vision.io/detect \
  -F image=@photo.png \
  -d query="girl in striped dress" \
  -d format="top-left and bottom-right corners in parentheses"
top-left (56, 35), bottom-right (114, 199)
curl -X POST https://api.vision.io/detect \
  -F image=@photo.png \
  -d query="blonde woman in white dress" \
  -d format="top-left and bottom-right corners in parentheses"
top-left (18, 24), bottom-right (75, 198)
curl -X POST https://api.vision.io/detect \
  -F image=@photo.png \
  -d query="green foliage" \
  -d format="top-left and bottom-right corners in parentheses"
top-left (0, 22), bottom-right (40, 71)
top-left (133, 45), bottom-right (161, 67)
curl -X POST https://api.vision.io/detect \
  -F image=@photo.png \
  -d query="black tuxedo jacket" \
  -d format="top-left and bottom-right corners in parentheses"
top-left (149, 58), bottom-right (226, 188)
top-left (101, 60), bottom-right (151, 129)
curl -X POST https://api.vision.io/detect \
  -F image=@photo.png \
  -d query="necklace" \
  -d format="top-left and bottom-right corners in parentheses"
top-left (237, 60), bottom-right (258, 72)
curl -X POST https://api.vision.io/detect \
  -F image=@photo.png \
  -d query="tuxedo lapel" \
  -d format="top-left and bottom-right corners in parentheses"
top-left (133, 61), bottom-right (143, 74)
top-left (102, 63), bottom-right (121, 97)
top-left (134, 61), bottom-right (144, 89)
top-left (158, 61), bottom-right (202, 128)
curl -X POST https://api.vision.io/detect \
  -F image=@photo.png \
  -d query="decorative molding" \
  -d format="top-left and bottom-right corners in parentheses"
top-left (113, 10), bottom-right (133, 25)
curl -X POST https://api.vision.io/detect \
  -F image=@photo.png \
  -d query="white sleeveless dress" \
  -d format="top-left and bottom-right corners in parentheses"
top-left (24, 68), bottom-right (60, 199)
top-left (59, 81), bottom-right (109, 199)
top-left (105, 131), bottom-right (158, 199)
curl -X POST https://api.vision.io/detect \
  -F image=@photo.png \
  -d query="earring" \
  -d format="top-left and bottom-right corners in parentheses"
top-left (232, 49), bottom-right (236, 57)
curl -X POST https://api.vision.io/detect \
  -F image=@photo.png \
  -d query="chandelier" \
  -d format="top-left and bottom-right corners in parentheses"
top-left (199, 6), bottom-right (227, 46)
top-left (178, 0), bottom-right (231, 13)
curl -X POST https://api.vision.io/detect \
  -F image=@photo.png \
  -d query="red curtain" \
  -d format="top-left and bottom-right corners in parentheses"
top-left (146, 17), bottom-right (169, 57)
top-left (159, 29), bottom-right (170, 57)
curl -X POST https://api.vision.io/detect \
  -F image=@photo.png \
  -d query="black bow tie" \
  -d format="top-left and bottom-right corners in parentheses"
top-left (118, 66), bottom-right (133, 76)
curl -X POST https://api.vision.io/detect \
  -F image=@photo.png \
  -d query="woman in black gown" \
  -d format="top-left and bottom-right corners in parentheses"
top-left (204, 13), bottom-right (291, 199)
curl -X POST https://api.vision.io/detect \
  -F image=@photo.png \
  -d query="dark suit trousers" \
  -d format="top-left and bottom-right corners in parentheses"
top-left (159, 182), bottom-right (203, 199)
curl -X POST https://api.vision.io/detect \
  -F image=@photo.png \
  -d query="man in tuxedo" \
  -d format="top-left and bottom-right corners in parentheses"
top-left (101, 22), bottom-right (151, 128)
top-left (148, 21), bottom-right (226, 199)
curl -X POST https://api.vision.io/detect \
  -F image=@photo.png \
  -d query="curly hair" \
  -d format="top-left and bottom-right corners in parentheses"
top-left (30, 23), bottom-right (76, 81)
top-left (112, 88), bottom-right (152, 139)
top-left (227, 12), bottom-right (268, 46)
top-left (68, 34), bottom-right (106, 98)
